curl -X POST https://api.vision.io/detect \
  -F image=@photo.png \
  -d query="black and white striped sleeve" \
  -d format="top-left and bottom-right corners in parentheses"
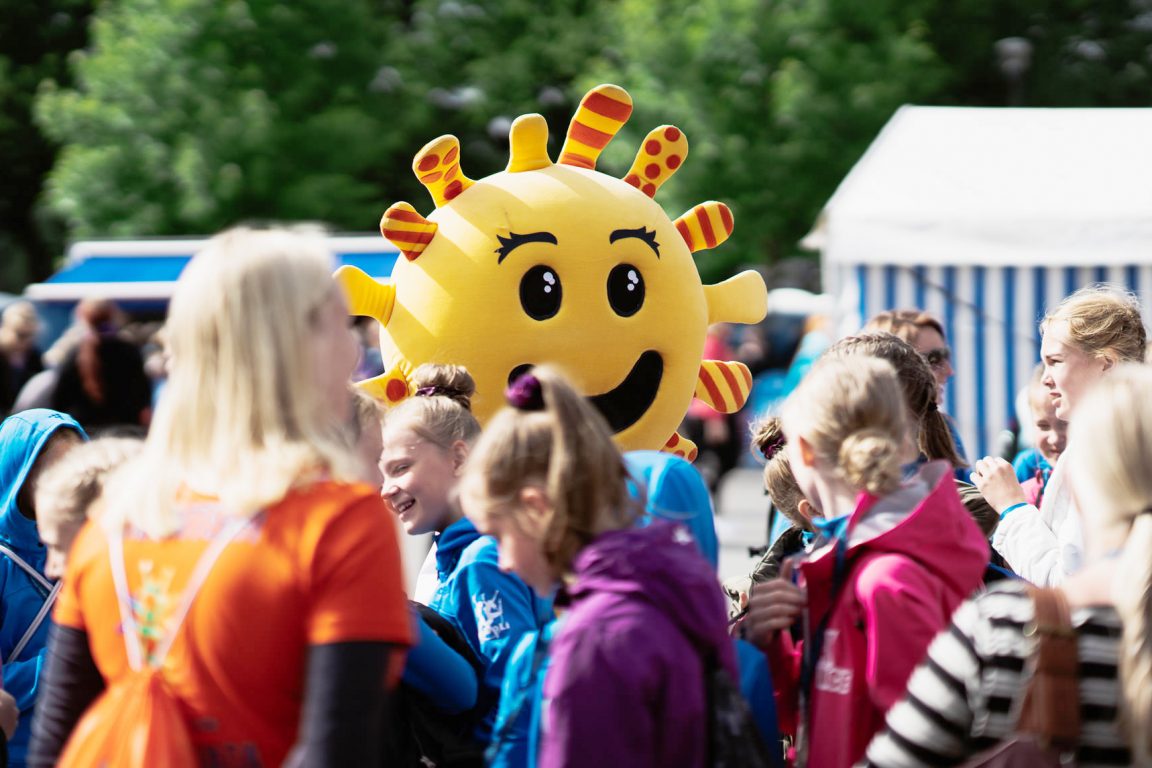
top-left (858, 597), bottom-right (986, 768)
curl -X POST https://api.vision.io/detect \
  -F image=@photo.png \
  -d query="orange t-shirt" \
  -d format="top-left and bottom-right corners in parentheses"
top-left (54, 480), bottom-right (412, 767)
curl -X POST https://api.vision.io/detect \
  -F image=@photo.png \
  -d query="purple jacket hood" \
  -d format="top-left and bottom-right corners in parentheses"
top-left (564, 521), bottom-right (733, 665)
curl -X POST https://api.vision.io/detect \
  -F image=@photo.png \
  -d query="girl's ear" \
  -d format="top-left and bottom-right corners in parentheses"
top-left (797, 435), bottom-right (817, 468)
top-left (517, 486), bottom-right (553, 532)
top-left (796, 498), bottom-right (814, 527)
top-left (1100, 351), bottom-right (1117, 372)
top-left (451, 440), bottom-right (470, 475)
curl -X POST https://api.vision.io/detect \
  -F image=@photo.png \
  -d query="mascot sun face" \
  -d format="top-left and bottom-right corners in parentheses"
top-left (336, 84), bottom-right (767, 459)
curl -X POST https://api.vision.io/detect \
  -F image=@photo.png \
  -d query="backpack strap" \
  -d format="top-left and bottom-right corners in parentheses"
top-left (0, 542), bottom-right (54, 594)
top-left (1017, 586), bottom-right (1081, 752)
top-left (109, 514), bottom-right (256, 671)
top-left (6, 580), bottom-right (63, 664)
top-left (0, 542), bottom-right (61, 664)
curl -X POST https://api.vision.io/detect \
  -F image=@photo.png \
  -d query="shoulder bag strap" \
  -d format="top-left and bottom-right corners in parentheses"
top-left (109, 514), bottom-right (256, 672)
top-left (1017, 586), bottom-right (1081, 752)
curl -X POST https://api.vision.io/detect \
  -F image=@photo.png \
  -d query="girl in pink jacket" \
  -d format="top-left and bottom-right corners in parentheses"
top-left (746, 356), bottom-right (986, 767)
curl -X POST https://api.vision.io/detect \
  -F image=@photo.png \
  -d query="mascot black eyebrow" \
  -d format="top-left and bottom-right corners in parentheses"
top-left (336, 84), bottom-right (767, 460)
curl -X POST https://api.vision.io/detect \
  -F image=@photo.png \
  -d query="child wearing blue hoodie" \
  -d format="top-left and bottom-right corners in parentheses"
top-left (378, 364), bottom-right (552, 747)
top-left (0, 409), bottom-right (85, 767)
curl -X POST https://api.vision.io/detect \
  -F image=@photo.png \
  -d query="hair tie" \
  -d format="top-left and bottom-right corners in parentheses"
top-left (505, 373), bottom-right (545, 411)
top-left (761, 435), bottom-right (787, 461)
top-left (415, 385), bottom-right (458, 399)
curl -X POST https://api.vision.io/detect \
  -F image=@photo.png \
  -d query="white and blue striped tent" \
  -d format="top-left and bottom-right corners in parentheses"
top-left (810, 106), bottom-right (1152, 460)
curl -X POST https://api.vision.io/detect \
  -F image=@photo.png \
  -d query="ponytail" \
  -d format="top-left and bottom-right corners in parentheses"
top-left (920, 405), bottom-right (965, 469)
top-left (1115, 513), bottom-right (1152, 760)
top-left (464, 365), bottom-right (638, 576)
top-left (751, 416), bottom-right (808, 528)
top-left (839, 427), bottom-right (902, 498)
top-left (1065, 364), bottom-right (1152, 760)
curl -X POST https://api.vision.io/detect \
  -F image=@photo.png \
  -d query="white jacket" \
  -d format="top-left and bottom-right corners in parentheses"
top-left (990, 455), bottom-right (1083, 586)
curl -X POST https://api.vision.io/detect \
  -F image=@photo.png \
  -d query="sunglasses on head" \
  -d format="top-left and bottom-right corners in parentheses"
top-left (923, 347), bottom-right (951, 368)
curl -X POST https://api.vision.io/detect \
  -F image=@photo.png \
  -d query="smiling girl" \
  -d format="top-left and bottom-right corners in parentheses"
top-left (972, 285), bottom-right (1146, 585)
top-left (378, 364), bottom-right (551, 742)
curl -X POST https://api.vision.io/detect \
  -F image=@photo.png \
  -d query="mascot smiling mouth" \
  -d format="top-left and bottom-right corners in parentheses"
top-left (510, 351), bottom-right (663, 434)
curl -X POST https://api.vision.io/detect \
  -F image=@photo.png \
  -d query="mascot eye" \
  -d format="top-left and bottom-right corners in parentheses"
top-left (520, 265), bottom-right (562, 320)
top-left (607, 264), bottom-right (645, 317)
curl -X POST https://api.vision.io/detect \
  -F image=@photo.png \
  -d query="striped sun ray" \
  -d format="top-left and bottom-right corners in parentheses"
top-left (558, 84), bottom-right (633, 169)
top-left (380, 202), bottom-right (438, 261)
top-left (674, 202), bottom-right (734, 253)
top-left (694, 360), bottom-right (753, 413)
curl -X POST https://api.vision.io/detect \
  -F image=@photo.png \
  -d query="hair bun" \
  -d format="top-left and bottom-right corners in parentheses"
top-left (838, 427), bottom-right (902, 497)
top-left (750, 417), bottom-right (787, 461)
top-left (409, 364), bottom-right (476, 411)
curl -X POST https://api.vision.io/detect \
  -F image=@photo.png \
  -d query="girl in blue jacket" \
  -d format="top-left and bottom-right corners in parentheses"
top-left (379, 364), bottom-right (552, 742)
top-left (0, 409), bottom-right (86, 768)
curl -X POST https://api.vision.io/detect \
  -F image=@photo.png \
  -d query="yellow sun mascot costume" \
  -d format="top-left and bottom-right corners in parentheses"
top-left (336, 84), bottom-right (767, 460)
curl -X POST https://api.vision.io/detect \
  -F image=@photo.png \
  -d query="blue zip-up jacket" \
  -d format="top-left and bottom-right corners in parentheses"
top-left (488, 618), bottom-right (559, 768)
top-left (425, 517), bottom-right (552, 742)
top-left (0, 410), bottom-right (86, 767)
top-left (402, 609), bottom-right (479, 714)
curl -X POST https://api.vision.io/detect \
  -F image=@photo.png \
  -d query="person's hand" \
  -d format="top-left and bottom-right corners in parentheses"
top-left (746, 559), bottom-right (806, 649)
top-left (0, 688), bottom-right (19, 740)
top-left (970, 456), bottom-right (1028, 513)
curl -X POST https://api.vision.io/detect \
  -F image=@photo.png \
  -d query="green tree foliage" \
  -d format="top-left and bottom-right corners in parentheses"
top-left (23, 0), bottom-right (1152, 288)
top-left (36, 0), bottom-right (409, 237)
top-left (0, 0), bottom-right (92, 290)
top-left (924, 0), bottom-right (1152, 107)
top-left (372, 0), bottom-right (615, 211)
top-left (590, 0), bottom-right (949, 281)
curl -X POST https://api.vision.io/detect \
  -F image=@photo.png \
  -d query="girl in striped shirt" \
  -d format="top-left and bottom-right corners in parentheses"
top-left (862, 363), bottom-right (1152, 766)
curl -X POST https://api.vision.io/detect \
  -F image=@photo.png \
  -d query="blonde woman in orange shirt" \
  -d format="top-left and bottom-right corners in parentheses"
top-left (29, 227), bottom-right (412, 767)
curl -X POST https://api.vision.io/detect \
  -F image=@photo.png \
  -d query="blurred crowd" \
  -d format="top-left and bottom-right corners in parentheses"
top-left (0, 228), bottom-right (1146, 768)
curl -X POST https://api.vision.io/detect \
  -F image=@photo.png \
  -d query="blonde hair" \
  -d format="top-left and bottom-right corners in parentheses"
top-left (349, 386), bottom-right (385, 439)
top-left (1043, 285), bottom-right (1146, 365)
top-left (463, 366), bottom-right (638, 575)
top-left (863, 309), bottom-right (945, 346)
top-left (749, 417), bottom-right (808, 530)
top-left (36, 437), bottom-right (144, 531)
top-left (781, 356), bottom-right (906, 498)
top-left (107, 226), bottom-right (360, 537)
top-left (383, 364), bottom-right (480, 448)
top-left (824, 332), bottom-right (965, 468)
top-left (1066, 364), bottom-right (1152, 760)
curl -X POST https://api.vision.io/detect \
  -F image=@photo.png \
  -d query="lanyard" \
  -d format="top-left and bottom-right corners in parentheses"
top-left (795, 531), bottom-right (850, 767)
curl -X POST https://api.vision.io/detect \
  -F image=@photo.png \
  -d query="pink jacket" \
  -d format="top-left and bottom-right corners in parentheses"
top-left (766, 461), bottom-right (987, 768)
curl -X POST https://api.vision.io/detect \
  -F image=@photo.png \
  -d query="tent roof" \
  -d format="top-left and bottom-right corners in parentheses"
top-left (809, 106), bottom-right (1152, 266)
top-left (25, 235), bottom-right (397, 302)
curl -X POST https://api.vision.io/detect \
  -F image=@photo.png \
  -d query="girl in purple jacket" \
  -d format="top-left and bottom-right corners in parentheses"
top-left (458, 366), bottom-right (736, 768)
